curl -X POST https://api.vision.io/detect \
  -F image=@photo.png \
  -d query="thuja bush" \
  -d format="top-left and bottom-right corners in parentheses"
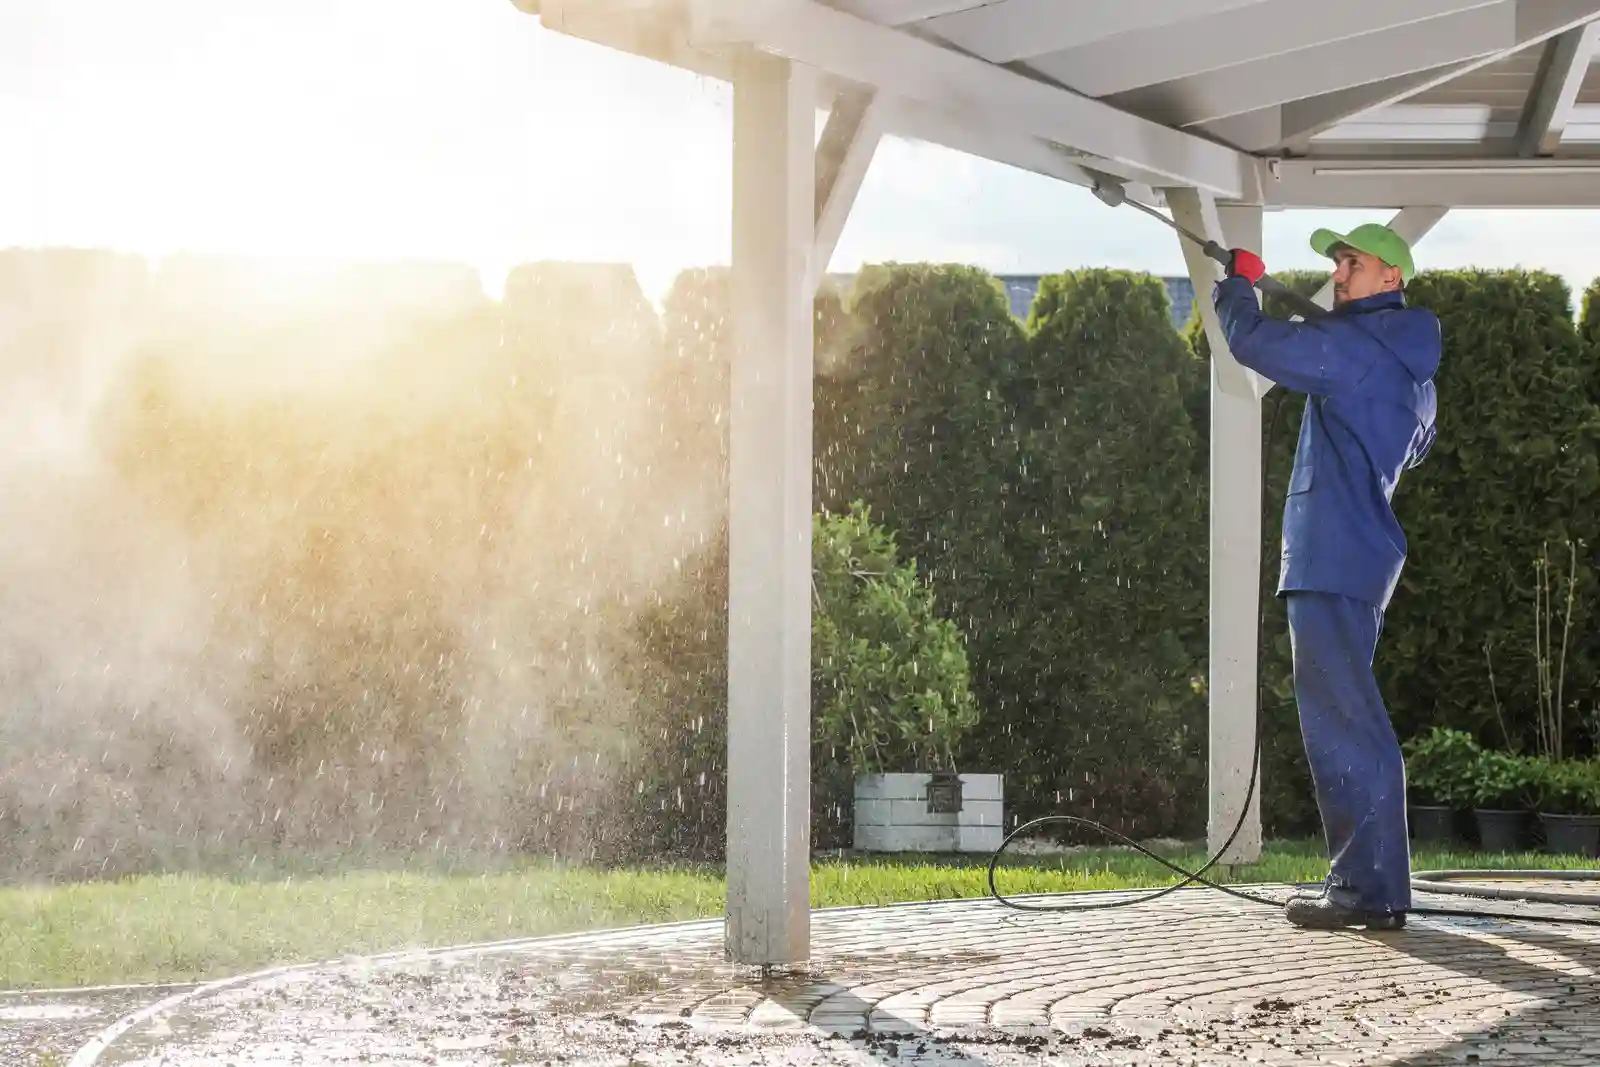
top-left (983, 269), bottom-right (1209, 839)
top-left (1387, 269), bottom-right (1600, 757)
top-left (623, 267), bottom-right (968, 858)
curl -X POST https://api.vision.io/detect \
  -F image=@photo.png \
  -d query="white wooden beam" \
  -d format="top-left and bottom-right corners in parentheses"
top-left (1264, 157), bottom-right (1600, 207)
top-left (1216, 1), bottom-right (1600, 150)
top-left (1028, 0), bottom-right (1503, 99)
top-left (884, 97), bottom-right (1168, 203)
top-left (911, 0), bottom-right (1261, 66)
top-left (810, 90), bottom-right (885, 296)
top-left (1516, 21), bottom-right (1600, 155)
top-left (1106, 2), bottom-right (1515, 127)
top-left (689, 0), bottom-right (1251, 196)
top-left (1167, 186), bottom-right (1264, 868)
top-left (725, 48), bottom-right (815, 969)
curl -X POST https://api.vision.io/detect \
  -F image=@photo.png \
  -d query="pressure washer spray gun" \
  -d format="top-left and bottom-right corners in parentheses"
top-left (1089, 179), bottom-right (1328, 322)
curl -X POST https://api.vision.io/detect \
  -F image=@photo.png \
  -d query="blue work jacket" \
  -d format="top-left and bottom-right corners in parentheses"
top-left (1213, 276), bottom-right (1440, 610)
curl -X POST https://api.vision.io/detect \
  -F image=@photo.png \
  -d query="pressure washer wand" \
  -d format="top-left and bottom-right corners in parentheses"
top-left (1091, 182), bottom-right (1328, 321)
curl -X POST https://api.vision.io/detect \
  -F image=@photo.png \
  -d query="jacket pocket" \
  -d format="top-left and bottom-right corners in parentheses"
top-left (1288, 464), bottom-right (1314, 495)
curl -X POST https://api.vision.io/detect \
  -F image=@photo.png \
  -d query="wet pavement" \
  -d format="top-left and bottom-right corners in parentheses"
top-left (16, 881), bottom-right (1600, 1066)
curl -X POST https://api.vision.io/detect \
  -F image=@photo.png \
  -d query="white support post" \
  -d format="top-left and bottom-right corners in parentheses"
top-left (726, 48), bottom-right (816, 968)
top-left (1166, 188), bottom-right (1263, 866)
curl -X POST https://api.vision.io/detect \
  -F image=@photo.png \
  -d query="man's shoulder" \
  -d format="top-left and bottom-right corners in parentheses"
top-left (1356, 303), bottom-right (1441, 347)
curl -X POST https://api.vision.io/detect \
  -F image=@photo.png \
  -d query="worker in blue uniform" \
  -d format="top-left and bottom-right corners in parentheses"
top-left (1212, 223), bottom-right (1440, 931)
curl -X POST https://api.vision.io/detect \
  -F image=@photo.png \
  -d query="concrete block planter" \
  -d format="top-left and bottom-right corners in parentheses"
top-left (853, 772), bottom-right (1003, 854)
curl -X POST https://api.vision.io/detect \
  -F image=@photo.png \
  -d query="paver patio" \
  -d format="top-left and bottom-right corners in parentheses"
top-left (27, 879), bottom-right (1600, 1066)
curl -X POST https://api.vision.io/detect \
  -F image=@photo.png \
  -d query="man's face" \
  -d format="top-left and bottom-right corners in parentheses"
top-left (1330, 246), bottom-right (1402, 306)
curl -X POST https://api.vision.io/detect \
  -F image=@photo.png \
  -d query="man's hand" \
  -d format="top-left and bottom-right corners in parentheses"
top-left (1227, 248), bottom-right (1266, 284)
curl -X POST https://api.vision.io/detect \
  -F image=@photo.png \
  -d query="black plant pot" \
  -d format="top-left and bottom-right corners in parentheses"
top-left (1474, 809), bottom-right (1528, 853)
top-left (1538, 813), bottom-right (1600, 857)
top-left (1408, 805), bottom-right (1456, 844)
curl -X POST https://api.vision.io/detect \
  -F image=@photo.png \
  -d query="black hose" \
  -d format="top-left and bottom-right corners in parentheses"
top-left (986, 380), bottom-right (1600, 927)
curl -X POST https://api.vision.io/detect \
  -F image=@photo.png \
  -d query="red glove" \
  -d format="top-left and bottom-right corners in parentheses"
top-left (1228, 248), bottom-right (1266, 284)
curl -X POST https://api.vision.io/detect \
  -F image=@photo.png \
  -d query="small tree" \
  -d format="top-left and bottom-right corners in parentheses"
top-left (812, 502), bottom-right (980, 776)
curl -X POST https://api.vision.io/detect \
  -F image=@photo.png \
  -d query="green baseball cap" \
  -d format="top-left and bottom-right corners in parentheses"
top-left (1309, 223), bottom-right (1415, 283)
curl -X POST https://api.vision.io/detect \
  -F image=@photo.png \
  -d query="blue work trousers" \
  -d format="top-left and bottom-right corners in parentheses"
top-left (1286, 591), bottom-right (1411, 914)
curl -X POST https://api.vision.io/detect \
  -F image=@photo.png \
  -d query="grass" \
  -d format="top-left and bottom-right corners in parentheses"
top-left (1, 840), bottom-right (1591, 991)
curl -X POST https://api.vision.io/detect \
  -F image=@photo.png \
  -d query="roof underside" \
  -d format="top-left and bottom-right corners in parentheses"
top-left (521, 0), bottom-right (1600, 207)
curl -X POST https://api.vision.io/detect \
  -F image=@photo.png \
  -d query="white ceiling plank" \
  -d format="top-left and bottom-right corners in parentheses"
top-left (689, 0), bottom-right (1251, 196)
top-left (822, 0), bottom-right (992, 25)
top-left (910, 0), bottom-right (1260, 65)
top-left (1515, 21), bottom-right (1600, 153)
top-left (1028, 0), bottom-right (1503, 99)
top-left (1104, 3), bottom-right (1517, 127)
top-left (1264, 156), bottom-right (1600, 206)
top-left (1216, 0), bottom-right (1600, 150)
top-left (538, 0), bottom-right (733, 80)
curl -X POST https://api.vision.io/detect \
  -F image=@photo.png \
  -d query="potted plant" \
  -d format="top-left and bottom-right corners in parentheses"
top-left (1401, 726), bottom-right (1480, 843)
top-left (1469, 749), bottom-right (1537, 853)
top-left (1531, 758), bottom-right (1600, 856)
top-left (810, 505), bottom-right (994, 854)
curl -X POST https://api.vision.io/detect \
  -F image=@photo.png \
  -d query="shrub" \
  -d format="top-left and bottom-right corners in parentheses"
top-left (1400, 726), bottom-right (1482, 808)
top-left (1388, 270), bottom-right (1600, 756)
top-left (1581, 276), bottom-right (1600, 349)
top-left (823, 264), bottom-right (1213, 838)
top-left (978, 268), bottom-right (1209, 838)
top-left (1524, 756), bottom-right (1600, 815)
top-left (625, 266), bottom-right (963, 858)
top-left (1469, 749), bottom-right (1539, 811)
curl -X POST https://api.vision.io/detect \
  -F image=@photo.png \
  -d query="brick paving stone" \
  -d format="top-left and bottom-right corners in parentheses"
top-left (64, 885), bottom-right (1600, 1066)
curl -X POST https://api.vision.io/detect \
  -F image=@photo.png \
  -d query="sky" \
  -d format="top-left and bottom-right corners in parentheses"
top-left (4, 0), bottom-right (1600, 307)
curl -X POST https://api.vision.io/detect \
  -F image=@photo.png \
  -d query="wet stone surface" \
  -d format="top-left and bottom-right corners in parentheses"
top-left (40, 885), bottom-right (1600, 1065)
top-left (0, 983), bottom-right (198, 1066)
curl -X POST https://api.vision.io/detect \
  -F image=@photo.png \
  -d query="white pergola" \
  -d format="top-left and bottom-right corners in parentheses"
top-left (512, 0), bottom-right (1600, 967)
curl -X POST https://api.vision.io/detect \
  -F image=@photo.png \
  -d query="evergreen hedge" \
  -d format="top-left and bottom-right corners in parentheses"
top-left (819, 265), bottom-right (1211, 837)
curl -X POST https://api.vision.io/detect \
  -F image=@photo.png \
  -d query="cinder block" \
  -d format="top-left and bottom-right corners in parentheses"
top-left (957, 824), bottom-right (1004, 853)
top-left (955, 799), bottom-right (1004, 827)
top-left (852, 798), bottom-right (892, 826)
top-left (958, 774), bottom-right (1003, 801)
top-left (855, 823), bottom-right (960, 853)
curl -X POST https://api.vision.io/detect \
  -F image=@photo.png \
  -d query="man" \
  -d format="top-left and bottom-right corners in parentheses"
top-left (1212, 223), bottom-right (1440, 931)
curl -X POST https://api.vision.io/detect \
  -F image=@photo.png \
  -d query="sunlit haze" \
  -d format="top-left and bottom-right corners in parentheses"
top-left (6, 0), bottom-right (1600, 302)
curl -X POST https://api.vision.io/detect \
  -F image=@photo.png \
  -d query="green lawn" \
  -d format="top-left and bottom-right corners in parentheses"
top-left (0, 840), bottom-right (1587, 991)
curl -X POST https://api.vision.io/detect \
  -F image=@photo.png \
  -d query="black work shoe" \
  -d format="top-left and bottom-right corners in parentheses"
top-left (1285, 895), bottom-right (1405, 931)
